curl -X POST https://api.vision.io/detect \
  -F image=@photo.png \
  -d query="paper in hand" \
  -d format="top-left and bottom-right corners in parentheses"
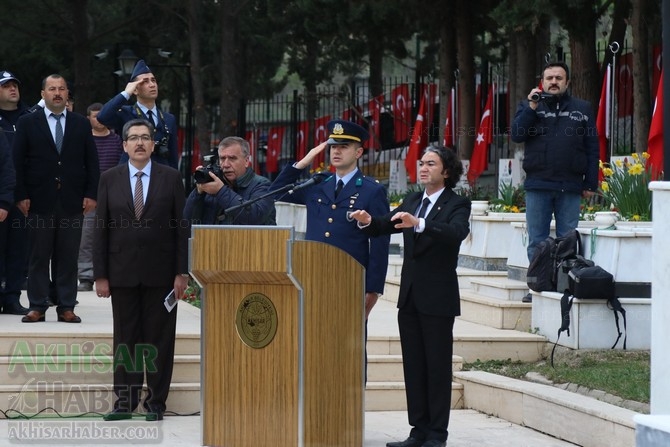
top-left (164, 289), bottom-right (177, 312)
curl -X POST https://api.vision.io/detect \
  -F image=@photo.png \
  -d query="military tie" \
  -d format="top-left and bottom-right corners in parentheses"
top-left (146, 110), bottom-right (154, 127)
top-left (335, 179), bottom-right (344, 198)
top-left (134, 171), bottom-right (145, 219)
top-left (52, 113), bottom-right (63, 153)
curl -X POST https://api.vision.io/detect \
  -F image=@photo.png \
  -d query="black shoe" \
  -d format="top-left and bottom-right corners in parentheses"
top-left (103, 409), bottom-right (132, 421)
top-left (387, 437), bottom-right (425, 447)
top-left (1, 303), bottom-right (29, 315)
top-left (77, 281), bottom-right (93, 292)
top-left (145, 408), bottom-right (164, 421)
top-left (522, 293), bottom-right (532, 303)
top-left (421, 441), bottom-right (446, 447)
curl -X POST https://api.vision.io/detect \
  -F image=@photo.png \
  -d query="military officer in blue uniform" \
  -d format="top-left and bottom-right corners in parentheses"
top-left (96, 60), bottom-right (178, 169)
top-left (271, 119), bottom-right (390, 319)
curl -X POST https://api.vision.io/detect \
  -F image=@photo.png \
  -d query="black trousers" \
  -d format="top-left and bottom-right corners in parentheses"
top-left (398, 294), bottom-right (455, 443)
top-left (110, 284), bottom-right (177, 413)
top-left (26, 202), bottom-right (83, 313)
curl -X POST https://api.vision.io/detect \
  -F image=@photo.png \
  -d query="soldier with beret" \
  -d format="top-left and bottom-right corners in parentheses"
top-left (271, 119), bottom-right (390, 322)
top-left (96, 59), bottom-right (178, 169)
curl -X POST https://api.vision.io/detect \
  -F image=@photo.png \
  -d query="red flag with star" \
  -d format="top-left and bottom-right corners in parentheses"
top-left (468, 84), bottom-right (493, 184)
top-left (392, 84), bottom-right (411, 143)
top-left (648, 69), bottom-right (663, 178)
top-left (266, 126), bottom-right (284, 174)
top-left (405, 95), bottom-right (426, 183)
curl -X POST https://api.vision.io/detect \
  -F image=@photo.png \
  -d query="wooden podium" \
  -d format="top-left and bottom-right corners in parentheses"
top-left (190, 226), bottom-right (365, 447)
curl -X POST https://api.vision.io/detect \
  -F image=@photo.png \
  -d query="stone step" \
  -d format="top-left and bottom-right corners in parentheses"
top-left (469, 277), bottom-right (529, 301)
top-left (0, 333), bottom-right (200, 357)
top-left (455, 371), bottom-right (636, 447)
top-left (367, 354), bottom-right (463, 383)
top-left (456, 267), bottom-right (508, 290)
top-left (364, 381), bottom-right (464, 411)
top-left (0, 354), bottom-right (201, 386)
top-left (0, 382), bottom-right (201, 416)
top-left (459, 290), bottom-right (532, 331)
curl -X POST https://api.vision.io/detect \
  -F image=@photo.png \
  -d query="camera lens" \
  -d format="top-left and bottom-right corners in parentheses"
top-left (530, 92), bottom-right (540, 101)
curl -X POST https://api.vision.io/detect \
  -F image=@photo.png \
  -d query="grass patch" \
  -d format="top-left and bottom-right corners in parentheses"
top-left (463, 349), bottom-right (650, 404)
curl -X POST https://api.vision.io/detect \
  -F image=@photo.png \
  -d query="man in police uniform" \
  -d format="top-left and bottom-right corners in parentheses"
top-left (271, 119), bottom-right (390, 319)
top-left (96, 60), bottom-right (178, 169)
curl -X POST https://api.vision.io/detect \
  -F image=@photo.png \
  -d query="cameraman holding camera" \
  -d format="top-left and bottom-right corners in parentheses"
top-left (511, 62), bottom-right (598, 302)
top-left (96, 60), bottom-right (178, 169)
top-left (184, 136), bottom-right (276, 225)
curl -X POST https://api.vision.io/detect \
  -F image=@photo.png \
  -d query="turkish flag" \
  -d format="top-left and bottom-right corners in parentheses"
top-left (615, 53), bottom-right (634, 118)
top-left (405, 95), bottom-right (426, 183)
top-left (652, 45), bottom-right (662, 98)
top-left (266, 126), bottom-right (285, 174)
top-left (296, 120), bottom-right (309, 161)
top-left (313, 115), bottom-right (331, 169)
top-left (392, 84), bottom-right (411, 143)
top-left (467, 84), bottom-right (493, 184)
top-left (245, 130), bottom-right (259, 174)
top-left (596, 64), bottom-right (611, 166)
top-left (421, 83), bottom-right (437, 127)
top-left (443, 87), bottom-right (455, 147)
top-left (365, 94), bottom-right (384, 149)
top-left (648, 69), bottom-right (663, 178)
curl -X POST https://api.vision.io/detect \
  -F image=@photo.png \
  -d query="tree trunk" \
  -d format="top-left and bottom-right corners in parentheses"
top-left (188, 0), bottom-right (210, 161)
top-left (218, 0), bottom-right (241, 138)
top-left (438, 21), bottom-right (456, 148)
top-left (569, 35), bottom-right (599, 113)
top-left (70, 0), bottom-right (91, 115)
top-left (631, 0), bottom-right (651, 153)
top-left (455, 0), bottom-right (475, 162)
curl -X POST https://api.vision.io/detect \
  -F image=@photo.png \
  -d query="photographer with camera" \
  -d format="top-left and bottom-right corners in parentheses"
top-left (511, 62), bottom-right (598, 302)
top-left (96, 60), bottom-right (178, 169)
top-left (184, 136), bottom-right (276, 225)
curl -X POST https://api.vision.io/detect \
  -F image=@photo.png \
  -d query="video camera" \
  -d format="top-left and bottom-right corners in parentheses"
top-left (193, 154), bottom-right (222, 184)
top-left (530, 92), bottom-right (555, 102)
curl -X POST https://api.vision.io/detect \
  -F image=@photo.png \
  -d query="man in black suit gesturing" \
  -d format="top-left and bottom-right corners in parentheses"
top-left (94, 119), bottom-right (189, 422)
top-left (350, 147), bottom-right (471, 447)
top-left (14, 74), bottom-right (99, 323)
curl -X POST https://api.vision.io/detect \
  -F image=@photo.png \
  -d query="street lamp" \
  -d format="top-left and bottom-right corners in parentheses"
top-left (118, 49), bottom-right (139, 77)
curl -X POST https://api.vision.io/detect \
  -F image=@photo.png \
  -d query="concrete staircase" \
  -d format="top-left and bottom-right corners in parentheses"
top-left (368, 255), bottom-right (546, 412)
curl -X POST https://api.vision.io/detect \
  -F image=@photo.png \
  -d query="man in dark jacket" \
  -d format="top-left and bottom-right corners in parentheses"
top-left (0, 70), bottom-right (31, 314)
top-left (14, 74), bottom-right (99, 323)
top-left (511, 62), bottom-right (598, 269)
top-left (184, 136), bottom-right (276, 225)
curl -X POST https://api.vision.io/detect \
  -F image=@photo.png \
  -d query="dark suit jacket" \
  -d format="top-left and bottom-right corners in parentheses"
top-left (93, 162), bottom-right (189, 287)
top-left (364, 189), bottom-right (471, 316)
top-left (13, 110), bottom-right (99, 215)
top-left (96, 94), bottom-right (178, 169)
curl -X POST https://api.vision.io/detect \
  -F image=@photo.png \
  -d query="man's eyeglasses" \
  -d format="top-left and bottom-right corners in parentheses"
top-left (126, 135), bottom-right (152, 143)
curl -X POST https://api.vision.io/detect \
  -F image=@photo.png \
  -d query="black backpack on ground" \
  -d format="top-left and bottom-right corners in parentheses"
top-left (527, 230), bottom-right (582, 293)
top-left (550, 258), bottom-right (626, 366)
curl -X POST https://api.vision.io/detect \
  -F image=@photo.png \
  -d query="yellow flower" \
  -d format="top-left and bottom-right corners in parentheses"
top-left (614, 159), bottom-right (623, 168)
top-left (642, 151), bottom-right (651, 159)
top-left (601, 181), bottom-right (609, 192)
top-left (602, 167), bottom-right (614, 177)
top-left (631, 152), bottom-right (639, 161)
top-left (631, 215), bottom-right (642, 221)
top-left (628, 163), bottom-right (644, 175)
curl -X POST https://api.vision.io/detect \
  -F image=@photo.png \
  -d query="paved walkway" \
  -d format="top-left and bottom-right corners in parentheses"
top-left (0, 292), bottom-right (577, 446)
